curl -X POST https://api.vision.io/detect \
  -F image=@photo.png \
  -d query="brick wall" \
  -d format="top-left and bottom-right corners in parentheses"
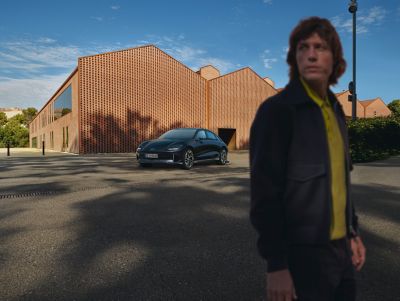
top-left (208, 68), bottom-right (277, 149)
top-left (362, 98), bottom-right (392, 118)
top-left (78, 46), bottom-right (207, 153)
top-left (29, 71), bottom-right (79, 153)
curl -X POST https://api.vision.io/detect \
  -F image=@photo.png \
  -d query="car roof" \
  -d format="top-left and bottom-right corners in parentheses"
top-left (170, 128), bottom-right (207, 131)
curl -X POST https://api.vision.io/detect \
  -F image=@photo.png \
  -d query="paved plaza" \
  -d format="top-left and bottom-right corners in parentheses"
top-left (0, 149), bottom-right (399, 300)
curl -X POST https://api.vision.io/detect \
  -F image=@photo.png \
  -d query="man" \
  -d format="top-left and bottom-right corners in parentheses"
top-left (250, 17), bottom-right (366, 301)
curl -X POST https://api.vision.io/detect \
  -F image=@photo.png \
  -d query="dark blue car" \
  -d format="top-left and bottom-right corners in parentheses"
top-left (136, 128), bottom-right (228, 169)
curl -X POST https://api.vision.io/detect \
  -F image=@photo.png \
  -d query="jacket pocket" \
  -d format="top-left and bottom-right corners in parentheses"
top-left (284, 163), bottom-right (328, 228)
top-left (286, 163), bottom-right (326, 182)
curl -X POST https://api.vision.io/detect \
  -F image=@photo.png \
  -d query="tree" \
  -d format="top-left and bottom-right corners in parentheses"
top-left (22, 107), bottom-right (38, 125)
top-left (9, 113), bottom-right (25, 125)
top-left (1, 118), bottom-right (29, 147)
top-left (388, 99), bottom-right (400, 117)
top-left (0, 112), bottom-right (7, 127)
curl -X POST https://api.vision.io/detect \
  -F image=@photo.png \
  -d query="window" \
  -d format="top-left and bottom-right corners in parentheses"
top-left (32, 137), bottom-right (37, 148)
top-left (195, 130), bottom-right (207, 140)
top-left (66, 126), bottom-right (69, 147)
top-left (54, 85), bottom-right (72, 120)
top-left (50, 131), bottom-right (54, 149)
top-left (62, 127), bottom-right (65, 149)
top-left (206, 130), bottom-right (218, 140)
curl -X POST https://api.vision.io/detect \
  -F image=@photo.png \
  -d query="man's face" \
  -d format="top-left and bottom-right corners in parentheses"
top-left (296, 33), bottom-right (333, 88)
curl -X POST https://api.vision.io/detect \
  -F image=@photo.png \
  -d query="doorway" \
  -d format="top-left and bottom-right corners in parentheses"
top-left (218, 128), bottom-right (236, 150)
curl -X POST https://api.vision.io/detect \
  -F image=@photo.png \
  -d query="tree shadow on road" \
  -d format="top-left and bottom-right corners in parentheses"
top-left (3, 169), bottom-right (266, 301)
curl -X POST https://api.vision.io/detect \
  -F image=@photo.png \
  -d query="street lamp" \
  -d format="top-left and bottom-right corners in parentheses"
top-left (348, 0), bottom-right (357, 120)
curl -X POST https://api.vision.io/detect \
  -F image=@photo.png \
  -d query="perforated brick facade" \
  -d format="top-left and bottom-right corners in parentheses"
top-left (208, 68), bottom-right (276, 149)
top-left (78, 46), bottom-right (206, 153)
top-left (30, 45), bottom-right (278, 154)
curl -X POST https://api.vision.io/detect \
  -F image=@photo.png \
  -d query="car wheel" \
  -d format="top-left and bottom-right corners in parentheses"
top-left (218, 149), bottom-right (227, 165)
top-left (182, 149), bottom-right (194, 170)
top-left (139, 163), bottom-right (152, 167)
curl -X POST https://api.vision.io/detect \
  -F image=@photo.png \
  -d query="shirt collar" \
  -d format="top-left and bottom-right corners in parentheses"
top-left (300, 77), bottom-right (330, 108)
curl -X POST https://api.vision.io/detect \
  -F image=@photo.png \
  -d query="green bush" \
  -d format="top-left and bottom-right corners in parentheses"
top-left (347, 116), bottom-right (400, 162)
top-left (0, 115), bottom-right (30, 148)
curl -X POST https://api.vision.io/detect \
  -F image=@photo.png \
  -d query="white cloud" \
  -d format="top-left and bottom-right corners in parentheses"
top-left (0, 73), bottom-right (71, 109)
top-left (0, 35), bottom-right (237, 109)
top-left (0, 39), bottom-right (133, 109)
top-left (263, 0), bottom-right (272, 4)
top-left (139, 35), bottom-right (236, 74)
top-left (170, 46), bottom-right (206, 61)
top-left (111, 5), bottom-right (120, 10)
top-left (331, 6), bottom-right (387, 34)
top-left (358, 6), bottom-right (386, 25)
top-left (37, 37), bottom-right (56, 44)
top-left (0, 39), bottom-right (131, 75)
top-left (91, 16), bottom-right (104, 22)
top-left (169, 45), bottom-right (235, 74)
top-left (261, 50), bottom-right (277, 69)
top-left (0, 40), bottom-right (81, 72)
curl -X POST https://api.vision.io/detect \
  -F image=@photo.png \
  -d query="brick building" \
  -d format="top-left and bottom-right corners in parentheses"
top-left (336, 91), bottom-right (392, 118)
top-left (359, 97), bottom-right (392, 118)
top-left (29, 45), bottom-right (276, 154)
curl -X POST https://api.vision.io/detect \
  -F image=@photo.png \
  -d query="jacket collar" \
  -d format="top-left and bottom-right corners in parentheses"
top-left (282, 77), bottom-right (338, 106)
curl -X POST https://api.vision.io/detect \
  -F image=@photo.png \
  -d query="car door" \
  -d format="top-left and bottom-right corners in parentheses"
top-left (193, 130), bottom-right (208, 160)
top-left (205, 130), bottom-right (221, 158)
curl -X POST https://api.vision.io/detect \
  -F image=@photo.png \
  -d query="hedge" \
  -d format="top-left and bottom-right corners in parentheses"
top-left (347, 116), bottom-right (400, 162)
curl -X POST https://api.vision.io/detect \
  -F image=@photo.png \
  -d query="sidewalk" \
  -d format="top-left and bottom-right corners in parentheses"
top-left (0, 147), bottom-right (74, 157)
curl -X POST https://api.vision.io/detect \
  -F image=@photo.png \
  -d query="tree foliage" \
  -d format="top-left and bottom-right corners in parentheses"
top-left (347, 116), bottom-right (400, 162)
top-left (0, 108), bottom-right (37, 148)
top-left (22, 107), bottom-right (38, 125)
top-left (388, 99), bottom-right (400, 117)
top-left (9, 113), bottom-right (25, 124)
top-left (0, 112), bottom-right (7, 127)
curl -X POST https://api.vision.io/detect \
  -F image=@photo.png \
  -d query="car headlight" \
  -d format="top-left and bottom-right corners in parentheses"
top-left (136, 147), bottom-right (142, 152)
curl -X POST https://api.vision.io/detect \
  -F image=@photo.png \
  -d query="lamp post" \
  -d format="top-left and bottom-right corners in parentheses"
top-left (348, 0), bottom-right (358, 120)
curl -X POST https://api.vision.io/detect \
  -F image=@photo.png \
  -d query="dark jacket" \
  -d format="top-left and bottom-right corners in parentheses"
top-left (249, 77), bottom-right (359, 272)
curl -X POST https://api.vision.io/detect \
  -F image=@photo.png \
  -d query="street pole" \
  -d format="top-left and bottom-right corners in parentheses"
top-left (349, 0), bottom-right (358, 120)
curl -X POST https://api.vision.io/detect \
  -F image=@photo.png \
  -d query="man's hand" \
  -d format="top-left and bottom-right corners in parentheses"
top-left (350, 236), bottom-right (366, 271)
top-left (266, 269), bottom-right (297, 301)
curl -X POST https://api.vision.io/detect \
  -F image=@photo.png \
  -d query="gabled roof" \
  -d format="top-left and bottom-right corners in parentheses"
top-left (30, 67), bottom-right (78, 124)
top-left (78, 45), bottom-right (207, 82)
top-left (335, 90), bottom-right (348, 97)
top-left (78, 44), bottom-right (155, 59)
top-left (209, 67), bottom-right (277, 90)
top-left (360, 98), bottom-right (379, 107)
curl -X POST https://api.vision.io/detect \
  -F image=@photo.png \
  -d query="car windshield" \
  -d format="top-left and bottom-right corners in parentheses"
top-left (159, 129), bottom-right (197, 140)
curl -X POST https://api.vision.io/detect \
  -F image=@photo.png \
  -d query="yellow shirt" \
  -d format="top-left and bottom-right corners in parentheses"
top-left (300, 78), bottom-right (347, 240)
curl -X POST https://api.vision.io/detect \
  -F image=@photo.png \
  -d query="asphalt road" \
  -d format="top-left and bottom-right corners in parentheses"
top-left (0, 149), bottom-right (399, 301)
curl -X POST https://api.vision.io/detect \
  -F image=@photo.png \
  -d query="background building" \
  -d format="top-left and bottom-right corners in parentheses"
top-left (29, 45), bottom-right (276, 154)
top-left (359, 97), bottom-right (392, 118)
top-left (0, 107), bottom-right (23, 119)
top-left (336, 91), bottom-right (392, 118)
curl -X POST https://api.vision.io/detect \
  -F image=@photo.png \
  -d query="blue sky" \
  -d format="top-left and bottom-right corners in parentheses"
top-left (0, 0), bottom-right (399, 110)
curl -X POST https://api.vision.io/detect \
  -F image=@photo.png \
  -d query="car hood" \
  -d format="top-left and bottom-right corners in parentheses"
top-left (141, 139), bottom-right (185, 151)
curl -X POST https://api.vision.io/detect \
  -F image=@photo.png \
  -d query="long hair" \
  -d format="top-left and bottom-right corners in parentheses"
top-left (287, 17), bottom-right (346, 85)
